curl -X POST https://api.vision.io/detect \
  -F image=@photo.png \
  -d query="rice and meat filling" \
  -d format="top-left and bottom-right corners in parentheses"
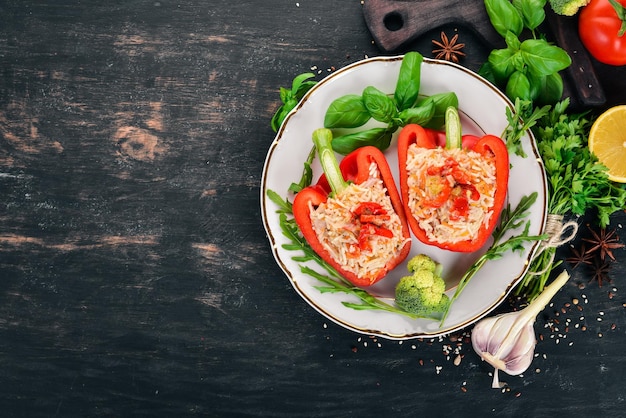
top-left (406, 144), bottom-right (497, 245)
top-left (309, 162), bottom-right (409, 282)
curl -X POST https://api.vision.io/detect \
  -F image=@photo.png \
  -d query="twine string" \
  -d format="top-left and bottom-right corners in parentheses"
top-left (528, 213), bottom-right (579, 276)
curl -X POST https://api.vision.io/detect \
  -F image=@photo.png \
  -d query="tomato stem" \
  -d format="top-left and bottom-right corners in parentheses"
top-left (609, 0), bottom-right (626, 36)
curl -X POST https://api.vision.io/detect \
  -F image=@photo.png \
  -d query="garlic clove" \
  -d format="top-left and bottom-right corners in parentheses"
top-left (471, 271), bottom-right (570, 388)
top-left (471, 313), bottom-right (535, 375)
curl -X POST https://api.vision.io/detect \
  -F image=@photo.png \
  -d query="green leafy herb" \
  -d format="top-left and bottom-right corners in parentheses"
top-left (440, 192), bottom-right (546, 325)
top-left (324, 94), bottom-right (371, 129)
top-left (323, 52), bottom-right (458, 154)
top-left (394, 51), bottom-right (423, 111)
top-left (480, 0), bottom-right (571, 105)
top-left (515, 99), bottom-right (626, 299)
top-left (271, 73), bottom-right (317, 132)
top-left (288, 147), bottom-right (316, 194)
top-left (502, 98), bottom-right (550, 158)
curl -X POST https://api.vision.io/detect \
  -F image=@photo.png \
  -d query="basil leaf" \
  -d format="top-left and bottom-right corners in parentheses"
top-left (488, 47), bottom-right (518, 84)
top-left (505, 70), bottom-right (531, 101)
top-left (398, 98), bottom-right (435, 126)
top-left (478, 62), bottom-right (498, 85)
top-left (271, 97), bottom-right (297, 132)
top-left (394, 51), bottom-right (423, 111)
top-left (294, 81), bottom-right (317, 100)
top-left (279, 86), bottom-right (291, 104)
top-left (331, 128), bottom-right (393, 155)
top-left (520, 39), bottom-right (571, 76)
top-left (533, 72), bottom-right (563, 105)
top-left (291, 72), bottom-right (316, 96)
top-left (419, 92), bottom-right (459, 129)
top-left (362, 86), bottom-right (397, 123)
top-left (484, 0), bottom-right (524, 37)
top-left (504, 30), bottom-right (521, 51)
top-left (324, 94), bottom-right (371, 129)
top-left (512, 0), bottom-right (546, 31)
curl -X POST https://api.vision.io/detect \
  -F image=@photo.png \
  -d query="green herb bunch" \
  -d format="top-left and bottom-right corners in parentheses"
top-left (515, 99), bottom-right (626, 299)
top-left (323, 52), bottom-right (458, 155)
top-left (480, 0), bottom-right (571, 105)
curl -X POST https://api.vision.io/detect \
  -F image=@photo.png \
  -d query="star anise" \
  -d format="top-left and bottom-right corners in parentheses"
top-left (589, 256), bottom-right (611, 287)
top-left (566, 243), bottom-right (594, 269)
top-left (582, 226), bottom-right (624, 261)
top-left (432, 31), bottom-right (466, 63)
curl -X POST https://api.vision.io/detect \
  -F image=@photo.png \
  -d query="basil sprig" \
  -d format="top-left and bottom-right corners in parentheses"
top-left (323, 52), bottom-right (459, 154)
top-left (480, 0), bottom-right (571, 105)
top-left (271, 73), bottom-right (318, 133)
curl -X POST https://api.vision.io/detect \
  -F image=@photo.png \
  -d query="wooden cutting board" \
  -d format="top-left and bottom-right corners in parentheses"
top-left (362, 0), bottom-right (606, 108)
top-left (362, 0), bottom-right (503, 51)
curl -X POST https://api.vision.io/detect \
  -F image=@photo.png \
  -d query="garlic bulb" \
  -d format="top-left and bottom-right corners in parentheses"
top-left (471, 270), bottom-right (570, 388)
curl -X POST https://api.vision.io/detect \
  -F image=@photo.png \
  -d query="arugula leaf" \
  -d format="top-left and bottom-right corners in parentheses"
top-left (288, 147), bottom-right (316, 193)
top-left (266, 189), bottom-right (434, 320)
top-left (440, 192), bottom-right (545, 325)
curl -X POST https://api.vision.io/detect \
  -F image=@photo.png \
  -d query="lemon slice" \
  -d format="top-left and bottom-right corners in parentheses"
top-left (588, 105), bottom-right (626, 183)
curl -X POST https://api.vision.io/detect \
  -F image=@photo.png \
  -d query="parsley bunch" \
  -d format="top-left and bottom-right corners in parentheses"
top-left (516, 99), bottom-right (626, 299)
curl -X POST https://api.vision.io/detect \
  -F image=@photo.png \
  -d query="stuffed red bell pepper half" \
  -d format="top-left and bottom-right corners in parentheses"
top-left (293, 128), bottom-right (411, 287)
top-left (398, 107), bottom-right (509, 253)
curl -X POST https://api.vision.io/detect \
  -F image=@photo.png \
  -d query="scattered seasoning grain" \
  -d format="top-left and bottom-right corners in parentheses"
top-left (611, 323), bottom-right (617, 330)
top-left (572, 298), bottom-right (579, 305)
top-left (461, 386), bottom-right (467, 393)
top-left (599, 333), bottom-right (603, 338)
top-left (454, 354), bottom-right (462, 366)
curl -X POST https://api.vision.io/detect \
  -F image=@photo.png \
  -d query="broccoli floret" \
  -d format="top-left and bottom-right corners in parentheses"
top-left (406, 254), bottom-right (437, 273)
top-left (548, 0), bottom-right (590, 16)
top-left (395, 255), bottom-right (450, 318)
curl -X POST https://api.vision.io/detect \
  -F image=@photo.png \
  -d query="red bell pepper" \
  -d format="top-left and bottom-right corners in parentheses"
top-left (397, 107), bottom-right (509, 253)
top-left (293, 128), bottom-right (411, 287)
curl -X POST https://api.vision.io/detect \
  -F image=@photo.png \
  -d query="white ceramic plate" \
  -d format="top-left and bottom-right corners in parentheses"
top-left (261, 55), bottom-right (548, 340)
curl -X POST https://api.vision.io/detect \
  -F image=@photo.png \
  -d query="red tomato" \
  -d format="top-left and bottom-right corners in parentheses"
top-left (579, 0), bottom-right (626, 66)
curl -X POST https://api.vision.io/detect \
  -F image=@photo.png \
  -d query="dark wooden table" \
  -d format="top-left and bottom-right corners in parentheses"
top-left (1, 1), bottom-right (625, 417)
